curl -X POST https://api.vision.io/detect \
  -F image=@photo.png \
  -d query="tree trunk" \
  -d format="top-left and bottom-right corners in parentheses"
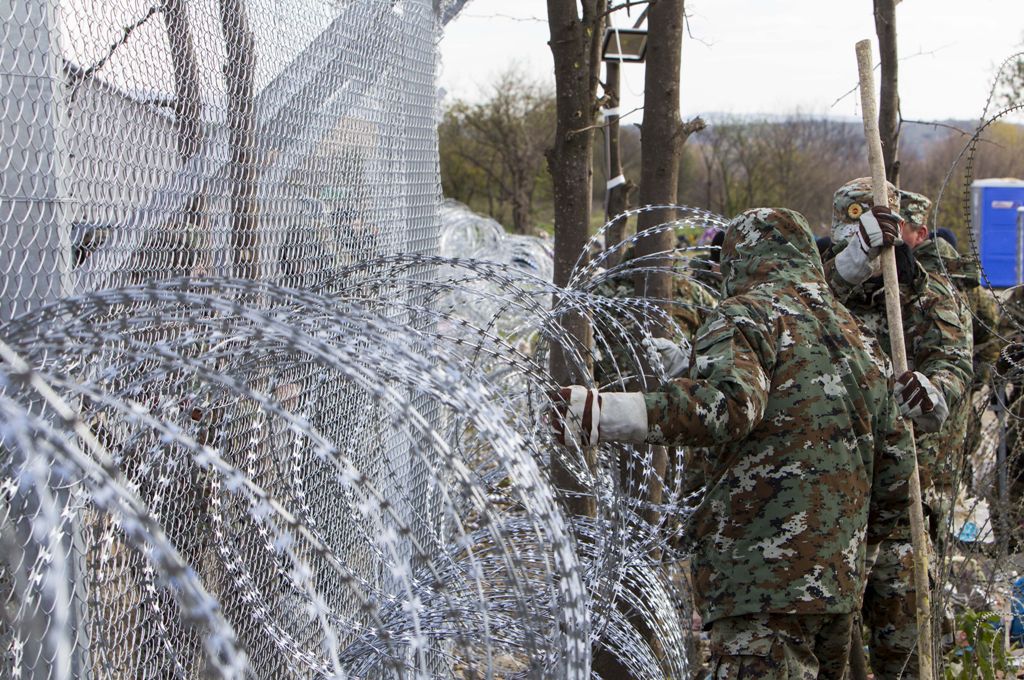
top-left (633, 0), bottom-right (686, 344)
top-left (164, 0), bottom-right (206, 232)
top-left (219, 0), bottom-right (258, 279)
top-left (874, 0), bottom-right (900, 186)
top-left (164, 0), bottom-right (201, 162)
top-left (631, 0), bottom-right (688, 574)
top-left (603, 60), bottom-right (633, 267)
top-left (599, 3), bottom-right (700, 677)
top-left (545, 0), bottom-right (606, 518)
top-left (512, 184), bottom-right (531, 235)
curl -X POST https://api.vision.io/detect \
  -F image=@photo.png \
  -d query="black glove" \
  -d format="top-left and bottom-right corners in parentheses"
top-left (894, 242), bottom-right (916, 286)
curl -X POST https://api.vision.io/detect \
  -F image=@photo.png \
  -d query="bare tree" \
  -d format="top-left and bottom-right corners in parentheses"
top-left (680, 115), bottom-right (864, 230)
top-left (439, 68), bottom-right (556, 234)
top-left (164, 0), bottom-right (202, 162)
top-left (874, 0), bottom-right (900, 185)
top-left (163, 0), bottom-right (207, 240)
top-left (623, 2), bottom-right (701, 674)
top-left (219, 0), bottom-right (258, 279)
top-left (633, 0), bottom-right (703, 339)
top-left (545, 0), bottom-right (607, 517)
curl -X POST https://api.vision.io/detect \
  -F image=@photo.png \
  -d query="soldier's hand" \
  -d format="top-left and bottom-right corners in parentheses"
top-left (858, 206), bottom-right (903, 255)
top-left (894, 371), bottom-right (949, 433)
top-left (547, 387), bottom-right (648, 446)
top-left (548, 386), bottom-right (600, 447)
top-left (835, 206), bottom-right (903, 286)
top-left (643, 336), bottom-right (692, 379)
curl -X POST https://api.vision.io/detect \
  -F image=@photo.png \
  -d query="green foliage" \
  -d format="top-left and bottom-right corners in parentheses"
top-left (943, 609), bottom-right (1015, 680)
top-left (439, 66), bottom-right (556, 235)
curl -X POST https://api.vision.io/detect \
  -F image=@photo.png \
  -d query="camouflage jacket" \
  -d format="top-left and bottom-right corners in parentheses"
top-left (644, 208), bottom-right (913, 624)
top-left (823, 243), bottom-right (974, 494)
top-left (967, 286), bottom-right (1001, 383)
top-left (913, 236), bottom-right (991, 366)
top-left (914, 237), bottom-right (998, 381)
top-left (912, 237), bottom-right (977, 491)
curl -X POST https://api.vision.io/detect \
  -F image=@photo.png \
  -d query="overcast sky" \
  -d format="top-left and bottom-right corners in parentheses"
top-left (439, 0), bottom-right (1024, 123)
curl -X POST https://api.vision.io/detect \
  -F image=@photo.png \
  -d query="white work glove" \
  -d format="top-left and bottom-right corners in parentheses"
top-left (894, 370), bottom-right (949, 433)
top-left (834, 206), bottom-right (903, 285)
top-left (643, 336), bottom-right (692, 379)
top-left (549, 386), bottom-right (648, 446)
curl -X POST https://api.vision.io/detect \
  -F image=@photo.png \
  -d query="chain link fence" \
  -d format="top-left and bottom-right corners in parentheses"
top-left (0, 1), bottom-right (588, 677)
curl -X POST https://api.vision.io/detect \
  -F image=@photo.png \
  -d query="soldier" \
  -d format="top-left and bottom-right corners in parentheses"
top-left (552, 207), bottom-right (914, 678)
top-left (821, 179), bottom-right (974, 679)
top-left (909, 195), bottom-right (999, 533)
top-left (900, 191), bottom-right (973, 529)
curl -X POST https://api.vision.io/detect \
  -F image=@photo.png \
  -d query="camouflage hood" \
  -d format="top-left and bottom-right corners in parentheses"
top-left (916, 236), bottom-right (981, 289)
top-left (643, 205), bottom-right (914, 624)
top-left (721, 208), bottom-right (823, 297)
top-left (915, 236), bottom-right (957, 273)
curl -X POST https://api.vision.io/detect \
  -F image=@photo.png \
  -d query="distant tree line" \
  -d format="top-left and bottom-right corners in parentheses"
top-left (439, 67), bottom-right (1024, 248)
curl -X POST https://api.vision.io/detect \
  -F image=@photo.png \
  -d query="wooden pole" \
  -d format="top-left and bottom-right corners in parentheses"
top-left (856, 38), bottom-right (934, 680)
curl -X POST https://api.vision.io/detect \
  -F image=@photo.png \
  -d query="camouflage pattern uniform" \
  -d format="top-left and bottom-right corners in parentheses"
top-left (914, 233), bottom-right (992, 524)
top-left (915, 236), bottom-right (999, 384)
top-left (823, 180), bottom-right (974, 680)
top-left (903, 193), bottom-right (975, 541)
top-left (642, 208), bottom-right (914, 679)
top-left (968, 281), bottom-right (1001, 386)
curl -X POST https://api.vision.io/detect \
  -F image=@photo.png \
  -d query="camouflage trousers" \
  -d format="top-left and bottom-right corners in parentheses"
top-left (863, 537), bottom-right (920, 680)
top-left (708, 612), bottom-right (853, 679)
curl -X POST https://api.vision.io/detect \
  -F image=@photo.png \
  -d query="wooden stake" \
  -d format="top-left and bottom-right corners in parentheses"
top-left (856, 38), bottom-right (934, 680)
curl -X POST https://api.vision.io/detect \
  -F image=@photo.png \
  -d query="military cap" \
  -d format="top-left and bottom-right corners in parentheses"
top-left (899, 189), bottom-right (933, 229)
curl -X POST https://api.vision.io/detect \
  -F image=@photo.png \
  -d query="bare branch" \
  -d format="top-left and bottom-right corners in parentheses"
top-left (568, 106), bottom-right (644, 137)
top-left (68, 2), bottom-right (165, 97)
top-left (831, 44), bottom-right (954, 109)
top-left (682, 8), bottom-right (713, 47)
top-left (901, 119), bottom-right (974, 137)
top-left (681, 116), bottom-right (707, 137)
top-left (901, 119), bottom-right (1007, 148)
top-left (604, 0), bottom-right (652, 19)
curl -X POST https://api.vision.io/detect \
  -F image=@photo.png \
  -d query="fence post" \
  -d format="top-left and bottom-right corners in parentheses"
top-left (0, 0), bottom-right (72, 321)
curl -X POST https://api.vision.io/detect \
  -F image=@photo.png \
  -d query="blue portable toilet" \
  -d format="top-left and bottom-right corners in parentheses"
top-left (972, 178), bottom-right (1024, 288)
